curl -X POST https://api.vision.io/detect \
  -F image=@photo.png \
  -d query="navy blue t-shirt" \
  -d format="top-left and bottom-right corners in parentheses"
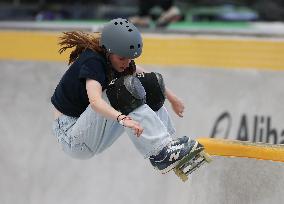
top-left (51, 49), bottom-right (109, 117)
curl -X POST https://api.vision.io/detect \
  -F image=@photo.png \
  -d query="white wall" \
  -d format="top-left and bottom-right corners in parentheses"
top-left (0, 61), bottom-right (283, 204)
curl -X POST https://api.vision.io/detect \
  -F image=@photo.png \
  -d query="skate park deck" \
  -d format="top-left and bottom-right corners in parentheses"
top-left (0, 29), bottom-right (284, 204)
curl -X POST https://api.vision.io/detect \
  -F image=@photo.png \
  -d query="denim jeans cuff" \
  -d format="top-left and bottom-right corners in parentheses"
top-left (143, 137), bottom-right (173, 159)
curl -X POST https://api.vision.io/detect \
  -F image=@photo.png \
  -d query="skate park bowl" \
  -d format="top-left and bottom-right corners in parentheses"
top-left (0, 26), bottom-right (284, 204)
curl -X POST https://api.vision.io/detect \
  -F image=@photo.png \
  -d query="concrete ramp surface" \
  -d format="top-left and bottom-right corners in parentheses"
top-left (0, 61), bottom-right (283, 204)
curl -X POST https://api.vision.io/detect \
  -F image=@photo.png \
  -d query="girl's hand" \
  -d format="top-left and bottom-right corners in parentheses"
top-left (120, 116), bottom-right (143, 137)
top-left (165, 87), bottom-right (185, 118)
top-left (170, 97), bottom-right (185, 117)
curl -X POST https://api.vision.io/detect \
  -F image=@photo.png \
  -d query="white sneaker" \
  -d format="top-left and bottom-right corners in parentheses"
top-left (129, 16), bottom-right (151, 27)
top-left (156, 6), bottom-right (182, 27)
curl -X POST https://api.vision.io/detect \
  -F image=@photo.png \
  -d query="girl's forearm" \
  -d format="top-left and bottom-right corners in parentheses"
top-left (165, 87), bottom-right (178, 103)
top-left (90, 98), bottom-right (122, 121)
top-left (86, 79), bottom-right (123, 121)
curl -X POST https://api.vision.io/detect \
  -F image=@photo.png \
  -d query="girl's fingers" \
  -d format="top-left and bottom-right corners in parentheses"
top-left (176, 105), bottom-right (185, 117)
top-left (135, 127), bottom-right (140, 136)
top-left (138, 128), bottom-right (143, 136)
top-left (132, 125), bottom-right (143, 137)
top-left (133, 126), bottom-right (138, 135)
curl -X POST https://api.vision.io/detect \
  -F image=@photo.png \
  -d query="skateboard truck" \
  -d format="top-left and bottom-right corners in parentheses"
top-left (174, 151), bottom-right (212, 182)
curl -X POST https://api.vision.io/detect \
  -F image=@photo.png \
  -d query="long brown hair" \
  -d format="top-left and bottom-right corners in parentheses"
top-left (58, 31), bottom-right (103, 65)
top-left (58, 31), bottom-right (136, 82)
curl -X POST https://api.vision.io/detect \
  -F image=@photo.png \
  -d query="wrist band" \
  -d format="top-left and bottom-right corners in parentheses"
top-left (116, 114), bottom-right (123, 122)
top-left (119, 116), bottom-right (127, 126)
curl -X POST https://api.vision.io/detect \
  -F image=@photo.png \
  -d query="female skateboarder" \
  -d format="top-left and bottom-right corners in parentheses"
top-left (51, 18), bottom-right (204, 174)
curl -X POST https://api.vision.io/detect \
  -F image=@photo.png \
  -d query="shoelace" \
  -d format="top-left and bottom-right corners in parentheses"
top-left (171, 140), bottom-right (180, 145)
top-left (166, 143), bottom-right (184, 153)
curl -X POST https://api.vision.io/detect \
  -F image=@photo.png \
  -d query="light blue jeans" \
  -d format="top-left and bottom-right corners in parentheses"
top-left (52, 92), bottom-right (175, 159)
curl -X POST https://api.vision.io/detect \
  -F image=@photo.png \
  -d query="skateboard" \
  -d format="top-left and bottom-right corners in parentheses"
top-left (172, 137), bottom-right (284, 182)
top-left (173, 150), bottom-right (212, 182)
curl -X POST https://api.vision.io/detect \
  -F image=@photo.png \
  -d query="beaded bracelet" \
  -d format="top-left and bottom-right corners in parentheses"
top-left (119, 116), bottom-right (127, 126)
top-left (116, 113), bottom-right (123, 122)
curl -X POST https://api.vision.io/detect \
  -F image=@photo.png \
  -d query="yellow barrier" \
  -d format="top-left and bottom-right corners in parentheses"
top-left (1, 31), bottom-right (284, 71)
top-left (197, 138), bottom-right (284, 162)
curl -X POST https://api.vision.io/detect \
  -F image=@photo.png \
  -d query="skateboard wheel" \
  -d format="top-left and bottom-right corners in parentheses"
top-left (200, 151), bottom-right (213, 162)
top-left (174, 168), bottom-right (188, 182)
